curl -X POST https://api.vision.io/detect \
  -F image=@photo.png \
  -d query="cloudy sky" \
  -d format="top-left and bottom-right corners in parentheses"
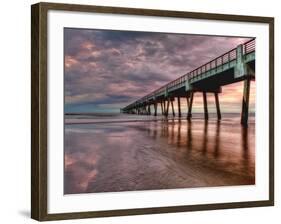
top-left (64, 28), bottom-right (255, 114)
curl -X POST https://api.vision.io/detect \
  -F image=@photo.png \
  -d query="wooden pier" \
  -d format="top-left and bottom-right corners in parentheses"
top-left (121, 39), bottom-right (255, 126)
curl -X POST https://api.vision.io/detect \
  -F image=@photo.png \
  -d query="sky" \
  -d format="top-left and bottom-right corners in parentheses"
top-left (64, 28), bottom-right (255, 114)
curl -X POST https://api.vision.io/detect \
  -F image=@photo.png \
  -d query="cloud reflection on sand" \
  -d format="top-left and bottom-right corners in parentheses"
top-left (64, 116), bottom-right (255, 194)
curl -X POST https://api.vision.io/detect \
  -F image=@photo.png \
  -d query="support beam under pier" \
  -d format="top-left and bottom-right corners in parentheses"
top-left (177, 97), bottom-right (181, 117)
top-left (154, 102), bottom-right (157, 116)
top-left (163, 100), bottom-right (166, 116)
top-left (203, 92), bottom-right (208, 120)
top-left (165, 98), bottom-right (170, 117)
top-left (187, 93), bottom-right (193, 120)
top-left (214, 93), bottom-right (221, 120)
top-left (241, 78), bottom-right (251, 126)
top-left (142, 106), bottom-right (145, 115)
top-left (171, 99), bottom-right (175, 117)
top-left (160, 101), bottom-right (164, 115)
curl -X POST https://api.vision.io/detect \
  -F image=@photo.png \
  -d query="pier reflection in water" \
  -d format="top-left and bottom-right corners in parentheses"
top-left (64, 117), bottom-right (255, 194)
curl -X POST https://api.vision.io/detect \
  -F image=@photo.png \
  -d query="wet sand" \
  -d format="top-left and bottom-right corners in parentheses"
top-left (64, 117), bottom-right (255, 194)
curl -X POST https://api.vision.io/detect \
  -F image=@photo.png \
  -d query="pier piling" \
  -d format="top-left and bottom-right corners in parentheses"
top-left (154, 102), bottom-right (157, 116)
top-left (166, 98), bottom-right (170, 117)
top-left (177, 97), bottom-right (181, 117)
top-left (187, 92), bottom-right (193, 120)
top-left (171, 99), bottom-right (175, 117)
top-left (203, 92), bottom-right (208, 120)
top-left (214, 93), bottom-right (221, 120)
top-left (241, 78), bottom-right (251, 126)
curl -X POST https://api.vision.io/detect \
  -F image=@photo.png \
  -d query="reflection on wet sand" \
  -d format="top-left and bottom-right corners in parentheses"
top-left (64, 117), bottom-right (255, 194)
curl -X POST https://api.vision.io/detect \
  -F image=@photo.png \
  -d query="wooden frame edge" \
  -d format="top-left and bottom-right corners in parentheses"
top-left (37, 2), bottom-right (274, 23)
top-left (31, 2), bottom-right (274, 221)
top-left (31, 3), bottom-right (40, 220)
top-left (41, 200), bottom-right (273, 221)
top-left (268, 18), bottom-right (274, 204)
top-left (31, 3), bottom-right (48, 221)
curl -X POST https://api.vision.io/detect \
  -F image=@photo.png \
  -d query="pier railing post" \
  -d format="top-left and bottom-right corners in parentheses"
top-left (187, 92), bottom-right (193, 120)
top-left (177, 96), bottom-right (181, 117)
top-left (241, 78), bottom-right (251, 126)
top-left (214, 93), bottom-right (221, 120)
top-left (203, 92), bottom-right (208, 120)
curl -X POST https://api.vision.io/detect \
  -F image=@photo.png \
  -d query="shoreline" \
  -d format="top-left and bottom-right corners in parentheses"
top-left (65, 116), bottom-right (255, 125)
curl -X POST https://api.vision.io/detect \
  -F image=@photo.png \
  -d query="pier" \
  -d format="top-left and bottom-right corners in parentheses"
top-left (121, 39), bottom-right (255, 126)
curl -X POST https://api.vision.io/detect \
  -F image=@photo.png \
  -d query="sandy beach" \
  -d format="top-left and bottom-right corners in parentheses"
top-left (64, 114), bottom-right (255, 194)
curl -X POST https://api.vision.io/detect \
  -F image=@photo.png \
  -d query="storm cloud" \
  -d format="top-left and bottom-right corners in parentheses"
top-left (64, 28), bottom-right (252, 113)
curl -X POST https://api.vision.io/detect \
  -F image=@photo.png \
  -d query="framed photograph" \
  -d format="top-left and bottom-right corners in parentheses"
top-left (31, 2), bottom-right (274, 221)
